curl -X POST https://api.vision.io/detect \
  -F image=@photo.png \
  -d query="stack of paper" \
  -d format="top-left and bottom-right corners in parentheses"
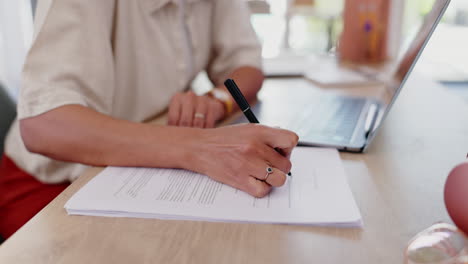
top-left (65, 147), bottom-right (362, 227)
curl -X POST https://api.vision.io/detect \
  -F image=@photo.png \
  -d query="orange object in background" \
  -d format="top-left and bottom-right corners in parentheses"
top-left (293, 0), bottom-right (315, 7)
top-left (339, 0), bottom-right (391, 64)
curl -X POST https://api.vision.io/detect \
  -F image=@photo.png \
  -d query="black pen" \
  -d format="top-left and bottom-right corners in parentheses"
top-left (224, 79), bottom-right (292, 176)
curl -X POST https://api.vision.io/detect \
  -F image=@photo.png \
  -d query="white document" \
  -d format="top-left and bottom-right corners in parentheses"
top-left (65, 147), bottom-right (362, 227)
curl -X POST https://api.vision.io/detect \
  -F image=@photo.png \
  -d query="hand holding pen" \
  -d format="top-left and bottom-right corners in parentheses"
top-left (224, 79), bottom-right (294, 177)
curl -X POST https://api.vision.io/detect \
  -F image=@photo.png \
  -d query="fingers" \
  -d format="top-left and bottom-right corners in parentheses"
top-left (248, 159), bottom-right (287, 187)
top-left (244, 176), bottom-right (272, 198)
top-left (193, 98), bottom-right (208, 128)
top-left (260, 126), bottom-right (299, 159)
top-left (196, 124), bottom-right (298, 199)
top-left (209, 171), bottom-right (272, 198)
top-left (167, 93), bottom-right (182, 126)
top-left (167, 91), bottom-right (224, 128)
top-left (179, 91), bottom-right (196, 127)
top-left (237, 142), bottom-right (289, 187)
top-left (235, 138), bottom-right (290, 187)
top-left (260, 145), bottom-right (292, 175)
top-left (204, 110), bottom-right (215, 128)
top-left (203, 98), bottom-right (219, 128)
top-left (264, 167), bottom-right (287, 187)
top-left (207, 100), bottom-right (224, 128)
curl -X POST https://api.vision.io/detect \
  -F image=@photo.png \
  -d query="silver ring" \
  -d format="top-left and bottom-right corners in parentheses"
top-left (264, 167), bottom-right (273, 181)
top-left (194, 112), bottom-right (205, 119)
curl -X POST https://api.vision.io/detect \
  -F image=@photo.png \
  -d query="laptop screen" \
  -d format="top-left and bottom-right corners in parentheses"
top-left (366, 0), bottom-right (451, 142)
top-left (393, 0), bottom-right (451, 89)
top-left (231, 0), bottom-right (451, 151)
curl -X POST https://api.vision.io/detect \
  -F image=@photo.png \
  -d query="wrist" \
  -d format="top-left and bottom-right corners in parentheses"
top-left (144, 126), bottom-right (203, 170)
top-left (206, 88), bottom-right (234, 118)
top-left (172, 127), bottom-right (208, 172)
top-left (178, 128), bottom-right (219, 175)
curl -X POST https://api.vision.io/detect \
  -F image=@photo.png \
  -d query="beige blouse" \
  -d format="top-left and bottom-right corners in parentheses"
top-left (5, 0), bottom-right (262, 183)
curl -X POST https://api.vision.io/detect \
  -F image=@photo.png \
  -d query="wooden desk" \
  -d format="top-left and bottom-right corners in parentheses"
top-left (1, 74), bottom-right (467, 263)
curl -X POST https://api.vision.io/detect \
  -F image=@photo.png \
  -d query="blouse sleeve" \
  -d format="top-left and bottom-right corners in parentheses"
top-left (18, 0), bottom-right (116, 119)
top-left (206, 0), bottom-right (262, 86)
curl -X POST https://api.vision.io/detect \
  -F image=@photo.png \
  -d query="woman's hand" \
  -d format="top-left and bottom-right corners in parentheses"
top-left (168, 91), bottom-right (225, 128)
top-left (190, 124), bottom-right (299, 198)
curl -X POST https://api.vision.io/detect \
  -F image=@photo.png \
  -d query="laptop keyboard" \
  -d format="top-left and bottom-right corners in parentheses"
top-left (287, 96), bottom-right (366, 143)
top-left (231, 94), bottom-right (368, 145)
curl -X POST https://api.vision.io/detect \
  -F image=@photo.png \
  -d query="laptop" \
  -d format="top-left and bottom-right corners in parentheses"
top-left (233, 0), bottom-right (451, 152)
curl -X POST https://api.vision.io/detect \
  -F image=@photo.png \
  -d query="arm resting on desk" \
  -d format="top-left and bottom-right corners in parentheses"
top-left (19, 105), bottom-right (297, 197)
top-left (167, 66), bottom-right (263, 128)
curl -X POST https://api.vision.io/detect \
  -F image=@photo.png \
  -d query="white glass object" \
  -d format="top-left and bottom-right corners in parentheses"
top-left (405, 223), bottom-right (468, 264)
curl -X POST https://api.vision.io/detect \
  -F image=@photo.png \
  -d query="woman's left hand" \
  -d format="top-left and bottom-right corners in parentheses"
top-left (168, 91), bottom-right (225, 128)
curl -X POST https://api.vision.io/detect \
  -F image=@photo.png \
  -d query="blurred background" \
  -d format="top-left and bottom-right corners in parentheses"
top-left (0, 0), bottom-right (467, 101)
top-left (249, 0), bottom-right (468, 101)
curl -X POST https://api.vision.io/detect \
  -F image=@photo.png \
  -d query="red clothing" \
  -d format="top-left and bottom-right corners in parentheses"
top-left (0, 155), bottom-right (69, 239)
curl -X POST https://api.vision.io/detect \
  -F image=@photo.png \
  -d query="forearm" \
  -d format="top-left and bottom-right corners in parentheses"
top-left (19, 104), bottom-right (299, 198)
top-left (20, 105), bottom-right (201, 169)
